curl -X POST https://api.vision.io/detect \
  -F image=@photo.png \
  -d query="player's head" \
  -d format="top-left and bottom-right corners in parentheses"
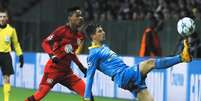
top-left (86, 24), bottom-right (105, 42)
top-left (67, 6), bottom-right (84, 28)
top-left (0, 8), bottom-right (8, 25)
top-left (149, 16), bottom-right (158, 28)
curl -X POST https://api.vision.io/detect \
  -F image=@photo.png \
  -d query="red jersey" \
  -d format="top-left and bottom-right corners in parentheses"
top-left (42, 25), bottom-right (85, 72)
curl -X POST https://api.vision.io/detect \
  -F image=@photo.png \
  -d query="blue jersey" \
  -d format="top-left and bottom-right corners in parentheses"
top-left (84, 44), bottom-right (129, 98)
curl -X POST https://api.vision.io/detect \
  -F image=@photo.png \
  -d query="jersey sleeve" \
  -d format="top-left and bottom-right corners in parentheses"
top-left (11, 29), bottom-right (23, 56)
top-left (41, 26), bottom-right (65, 54)
top-left (84, 53), bottom-right (98, 99)
top-left (71, 54), bottom-right (85, 71)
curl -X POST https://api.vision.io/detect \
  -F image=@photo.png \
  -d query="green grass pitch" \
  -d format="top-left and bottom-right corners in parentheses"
top-left (0, 87), bottom-right (129, 101)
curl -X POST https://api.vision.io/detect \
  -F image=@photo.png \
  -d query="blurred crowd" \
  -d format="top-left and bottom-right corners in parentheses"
top-left (83, 0), bottom-right (201, 21)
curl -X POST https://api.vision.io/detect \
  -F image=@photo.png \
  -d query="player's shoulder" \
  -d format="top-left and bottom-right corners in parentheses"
top-left (77, 32), bottom-right (85, 39)
top-left (6, 24), bottom-right (15, 30)
top-left (55, 25), bottom-right (68, 31)
top-left (89, 47), bottom-right (98, 54)
top-left (89, 47), bottom-right (103, 59)
top-left (88, 49), bottom-right (97, 55)
top-left (87, 52), bottom-right (98, 62)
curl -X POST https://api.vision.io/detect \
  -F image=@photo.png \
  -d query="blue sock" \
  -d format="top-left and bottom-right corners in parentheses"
top-left (155, 55), bottom-right (181, 69)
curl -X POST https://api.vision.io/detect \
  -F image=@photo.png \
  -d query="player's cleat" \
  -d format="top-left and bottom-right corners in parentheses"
top-left (180, 39), bottom-right (192, 62)
top-left (25, 95), bottom-right (35, 101)
top-left (83, 98), bottom-right (91, 101)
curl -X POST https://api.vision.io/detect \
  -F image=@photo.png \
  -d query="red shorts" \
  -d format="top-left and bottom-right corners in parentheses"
top-left (39, 60), bottom-right (85, 96)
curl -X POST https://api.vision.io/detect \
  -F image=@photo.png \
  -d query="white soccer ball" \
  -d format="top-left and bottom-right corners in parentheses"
top-left (177, 17), bottom-right (196, 37)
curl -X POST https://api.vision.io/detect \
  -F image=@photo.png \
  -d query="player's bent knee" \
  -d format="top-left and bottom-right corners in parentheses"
top-left (137, 89), bottom-right (154, 101)
top-left (139, 59), bottom-right (155, 76)
top-left (140, 59), bottom-right (155, 68)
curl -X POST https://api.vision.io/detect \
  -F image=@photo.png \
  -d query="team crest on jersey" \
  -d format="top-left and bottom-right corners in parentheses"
top-left (64, 44), bottom-right (73, 53)
top-left (5, 35), bottom-right (10, 43)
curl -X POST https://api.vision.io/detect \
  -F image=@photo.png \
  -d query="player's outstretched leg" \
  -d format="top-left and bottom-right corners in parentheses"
top-left (60, 74), bottom-right (95, 101)
top-left (25, 85), bottom-right (51, 101)
top-left (139, 39), bottom-right (191, 77)
top-left (154, 39), bottom-right (191, 69)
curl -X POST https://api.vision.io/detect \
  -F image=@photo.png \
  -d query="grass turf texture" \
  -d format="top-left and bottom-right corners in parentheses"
top-left (0, 87), bottom-right (129, 101)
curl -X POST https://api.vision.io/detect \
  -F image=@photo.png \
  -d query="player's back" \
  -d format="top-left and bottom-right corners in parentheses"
top-left (88, 45), bottom-right (129, 77)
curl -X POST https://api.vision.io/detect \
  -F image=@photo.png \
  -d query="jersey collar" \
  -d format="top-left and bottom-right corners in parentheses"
top-left (88, 42), bottom-right (102, 49)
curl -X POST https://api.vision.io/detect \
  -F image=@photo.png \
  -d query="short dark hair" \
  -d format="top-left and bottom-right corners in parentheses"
top-left (67, 6), bottom-right (81, 17)
top-left (85, 23), bottom-right (100, 40)
top-left (0, 8), bottom-right (8, 13)
top-left (0, 8), bottom-right (9, 19)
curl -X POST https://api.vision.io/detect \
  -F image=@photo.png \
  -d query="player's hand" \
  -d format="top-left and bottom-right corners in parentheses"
top-left (81, 68), bottom-right (87, 77)
top-left (49, 54), bottom-right (60, 64)
top-left (19, 55), bottom-right (24, 68)
top-left (64, 44), bottom-right (73, 54)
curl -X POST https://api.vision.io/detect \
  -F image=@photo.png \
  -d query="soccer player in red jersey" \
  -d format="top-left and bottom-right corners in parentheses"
top-left (25, 7), bottom-right (90, 101)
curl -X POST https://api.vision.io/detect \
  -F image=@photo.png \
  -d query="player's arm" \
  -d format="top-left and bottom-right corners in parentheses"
top-left (11, 29), bottom-right (24, 67)
top-left (42, 31), bottom-right (60, 54)
top-left (41, 27), bottom-right (64, 63)
top-left (12, 29), bottom-right (23, 56)
top-left (71, 54), bottom-right (87, 76)
top-left (84, 56), bottom-right (97, 100)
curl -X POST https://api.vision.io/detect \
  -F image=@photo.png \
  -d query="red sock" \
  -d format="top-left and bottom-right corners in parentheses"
top-left (71, 79), bottom-right (85, 97)
top-left (33, 85), bottom-right (51, 101)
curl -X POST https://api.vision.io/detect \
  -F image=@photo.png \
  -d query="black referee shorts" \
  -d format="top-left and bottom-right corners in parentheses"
top-left (0, 52), bottom-right (14, 75)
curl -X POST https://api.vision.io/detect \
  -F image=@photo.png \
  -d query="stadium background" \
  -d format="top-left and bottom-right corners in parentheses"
top-left (0, 0), bottom-right (201, 101)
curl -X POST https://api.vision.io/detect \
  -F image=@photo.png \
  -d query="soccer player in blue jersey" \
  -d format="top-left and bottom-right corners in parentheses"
top-left (83, 24), bottom-right (192, 101)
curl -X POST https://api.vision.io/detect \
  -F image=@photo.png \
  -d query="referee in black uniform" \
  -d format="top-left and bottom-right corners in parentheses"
top-left (0, 8), bottom-right (24, 101)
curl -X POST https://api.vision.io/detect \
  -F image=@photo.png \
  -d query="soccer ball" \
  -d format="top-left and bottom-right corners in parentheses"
top-left (177, 17), bottom-right (196, 37)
